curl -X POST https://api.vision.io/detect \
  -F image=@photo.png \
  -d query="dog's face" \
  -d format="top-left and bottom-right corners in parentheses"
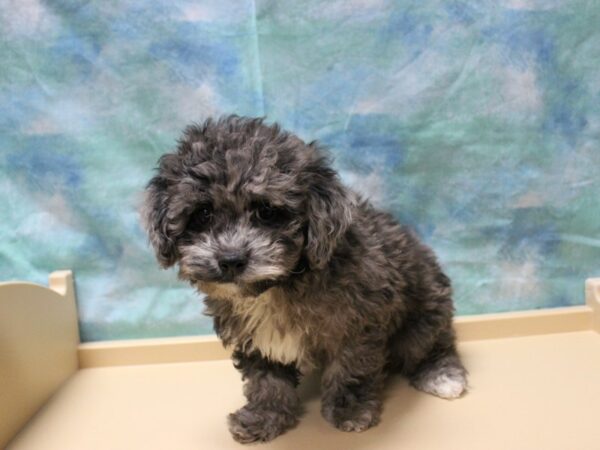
top-left (175, 191), bottom-right (303, 287)
top-left (142, 116), bottom-right (354, 294)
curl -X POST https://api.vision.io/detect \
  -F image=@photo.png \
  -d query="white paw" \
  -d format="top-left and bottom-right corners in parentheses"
top-left (418, 373), bottom-right (467, 399)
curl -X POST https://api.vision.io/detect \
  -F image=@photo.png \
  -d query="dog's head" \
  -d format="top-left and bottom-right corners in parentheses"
top-left (142, 116), bottom-right (354, 293)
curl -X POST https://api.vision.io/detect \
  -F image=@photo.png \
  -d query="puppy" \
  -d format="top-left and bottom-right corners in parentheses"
top-left (142, 115), bottom-right (467, 443)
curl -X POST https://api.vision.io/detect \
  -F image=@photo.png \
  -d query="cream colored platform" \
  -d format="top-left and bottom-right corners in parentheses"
top-left (2, 273), bottom-right (600, 450)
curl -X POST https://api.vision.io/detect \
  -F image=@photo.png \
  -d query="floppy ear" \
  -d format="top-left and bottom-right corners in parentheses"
top-left (141, 176), bottom-right (178, 268)
top-left (304, 164), bottom-right (355, 270)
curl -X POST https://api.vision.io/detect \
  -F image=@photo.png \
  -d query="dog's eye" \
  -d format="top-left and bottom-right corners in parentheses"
top-left (254, 203), bottom-right (289, 227)
top-left (187, 204), bottom-right (213, 232)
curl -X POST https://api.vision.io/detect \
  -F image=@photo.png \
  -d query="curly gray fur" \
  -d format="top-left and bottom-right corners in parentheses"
top-left (142, 115), bottom-right (467, 443)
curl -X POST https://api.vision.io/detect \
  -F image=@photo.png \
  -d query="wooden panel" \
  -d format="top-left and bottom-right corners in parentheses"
top-left (78, 335), bottom-right (230, 368)
top-left (455, 306), bottom-right (593, 341)
top-left (0, 271), bottom-right (79, 448)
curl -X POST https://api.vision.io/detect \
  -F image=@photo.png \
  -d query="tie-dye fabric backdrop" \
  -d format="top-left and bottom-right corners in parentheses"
top-left (1, 0), bottom-right (599, 341)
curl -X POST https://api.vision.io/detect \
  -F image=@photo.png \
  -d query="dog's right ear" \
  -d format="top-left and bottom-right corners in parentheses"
top-left (141, 176), bottom-right (178, 268)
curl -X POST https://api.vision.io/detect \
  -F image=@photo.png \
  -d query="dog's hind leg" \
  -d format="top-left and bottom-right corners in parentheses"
top-left (408, 336), bottom-right (468, 400)
top-left (389, 270), bottom-right (468, 399)
top-left (390, 314), bottom-right (468, 399)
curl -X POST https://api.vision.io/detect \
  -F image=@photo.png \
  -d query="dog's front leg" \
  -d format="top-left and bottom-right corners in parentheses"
top-left (321, 342), bottom-right (387, 432)
top-left (227, 350), bottom-right (302, 444)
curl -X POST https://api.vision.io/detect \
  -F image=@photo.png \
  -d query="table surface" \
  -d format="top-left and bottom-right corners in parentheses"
top-left (10, 331), bottom-right (600, 450)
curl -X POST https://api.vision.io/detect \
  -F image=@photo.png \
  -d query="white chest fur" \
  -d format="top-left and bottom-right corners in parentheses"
top-left (200, 283), bottom-right (306, 366)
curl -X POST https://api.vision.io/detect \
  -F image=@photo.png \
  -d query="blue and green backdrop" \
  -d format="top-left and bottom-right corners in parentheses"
top-left (1, 0), bottom-right (599, 341)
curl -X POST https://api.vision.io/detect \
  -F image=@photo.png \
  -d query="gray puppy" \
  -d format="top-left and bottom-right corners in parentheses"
top-left (142, 115), bottom-right (467, 443)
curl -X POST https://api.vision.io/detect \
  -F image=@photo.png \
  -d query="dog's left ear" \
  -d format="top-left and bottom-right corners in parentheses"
top-left (304, 162), bottom-right (355, 270)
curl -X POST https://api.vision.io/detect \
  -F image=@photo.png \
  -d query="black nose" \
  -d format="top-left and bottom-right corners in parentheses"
top-left (218, 253), bottom-right (248, 278)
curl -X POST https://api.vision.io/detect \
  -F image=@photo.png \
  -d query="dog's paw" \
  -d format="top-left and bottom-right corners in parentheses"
top-left (322, 402), bottom-right (381, 433)
top-left (412, 371), bottom-right (467, 399)
top-left (227, 405), bottom-right (298, 444)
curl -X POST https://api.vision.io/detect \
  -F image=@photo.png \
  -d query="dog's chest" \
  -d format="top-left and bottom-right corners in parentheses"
top-left (206, 283), bottom-right (306, 366)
